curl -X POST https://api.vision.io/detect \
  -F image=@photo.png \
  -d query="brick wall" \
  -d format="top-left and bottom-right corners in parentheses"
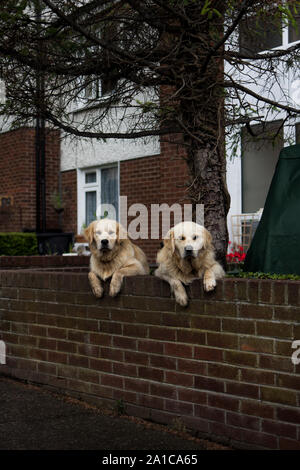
top-left (0, 255), bottom-right (89, 270)
top-left (0, 127), bottom-right (61, 232)
top-left (0, 268), bottom-right (299, 450)
top-left (61, 170), bottom-right (77, 234)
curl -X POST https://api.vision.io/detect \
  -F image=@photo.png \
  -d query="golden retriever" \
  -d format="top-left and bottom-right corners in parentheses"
top-left (155, 221), bottom-right (224, 306)
top-left (84, 219), bottom-right (149, 298)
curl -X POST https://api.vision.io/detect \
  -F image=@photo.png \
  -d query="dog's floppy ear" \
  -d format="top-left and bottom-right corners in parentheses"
top-left (84, 221), bottom-right (96, 245)
top-left (163, 228), bottom-right (175, 253)
top-left (116, 221), bottom-right (128, 242)
top-left (203, 227), bottom-right (213, 250)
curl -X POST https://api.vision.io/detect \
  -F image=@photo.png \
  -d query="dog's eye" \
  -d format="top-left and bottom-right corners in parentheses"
top-left (108, 230), bottom-right (115, 235)
top-left (179, 235), bottom-right (185, 241)
top-left (96, 231), bottom-right (102, 235)
top-left (193, 235), bottom-right (198, 240)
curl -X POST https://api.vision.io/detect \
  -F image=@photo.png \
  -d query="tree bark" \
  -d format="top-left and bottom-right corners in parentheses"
top-left (187, 139), bottom-right (230, 268)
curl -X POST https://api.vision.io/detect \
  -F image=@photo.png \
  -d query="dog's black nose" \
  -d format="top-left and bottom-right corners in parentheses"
top-left (185, 245), bottom-right (193, 253)
top-left (101, 239), bottom-right (109, 246)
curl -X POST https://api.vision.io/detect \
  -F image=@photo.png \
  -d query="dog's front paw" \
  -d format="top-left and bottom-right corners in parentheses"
top-left (175, 290), bottom-right (188, 307)
top-left (92, 285), bottom-right (104, 298)
top-left (203, 277), bottom-right (216, 292)
top-left (109, 274), bottom-right (123, 297)
top-left (88, 272), bottom-right (103, 298)
top-left (173, 281), bottom-right (188, 307)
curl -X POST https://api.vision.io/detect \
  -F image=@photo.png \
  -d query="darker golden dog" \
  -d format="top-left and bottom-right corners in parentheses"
top-left (84, 219), bottom-right (149, 298)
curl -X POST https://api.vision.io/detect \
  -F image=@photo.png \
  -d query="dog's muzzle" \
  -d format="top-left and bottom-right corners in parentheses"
top-left (100, 239), bottom-right (110, 251)
top-left (184, 245), bottom-right (195, 258)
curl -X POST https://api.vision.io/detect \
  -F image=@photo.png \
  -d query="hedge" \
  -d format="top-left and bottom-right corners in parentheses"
top-left (0, 232), bottom-right (38, 256)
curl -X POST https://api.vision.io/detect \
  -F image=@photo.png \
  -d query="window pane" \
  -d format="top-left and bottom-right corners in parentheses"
top-left (289, 13), bottom-right (300, 43)
top-left (296, 123), bottom-right (300, 143)
top-left (85, 191), bottom-right (96, 226)
top-left (101, 167), bottom-right (118, 219)
top-left (239, 15), bottom-right (282, 55)
top-left (85, 172), bottom-right (97, 184)
top-left (241, 122), bottom-right (283, 213)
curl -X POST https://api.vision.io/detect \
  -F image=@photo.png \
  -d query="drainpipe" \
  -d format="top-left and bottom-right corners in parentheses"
top-left (35, 0), bottom-right (46, 233)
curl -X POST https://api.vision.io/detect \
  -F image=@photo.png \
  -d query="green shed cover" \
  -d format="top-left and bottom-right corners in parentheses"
top-left (243, 143), bottom-right (300, 275)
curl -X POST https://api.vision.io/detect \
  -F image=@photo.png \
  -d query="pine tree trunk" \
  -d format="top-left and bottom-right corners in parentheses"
top-left (187, 140), bottom-right (231, 268)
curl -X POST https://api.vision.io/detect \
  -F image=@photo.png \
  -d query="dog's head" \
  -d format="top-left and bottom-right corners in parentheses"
top-left (164, 221), bottom-right (212, 259)
top-left (84, 219), bottom-right (127, 257)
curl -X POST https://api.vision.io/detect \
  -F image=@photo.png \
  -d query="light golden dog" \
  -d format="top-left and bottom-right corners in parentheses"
top-left (84, 219), bottom-right (149, 298)
top-left (155, 221), bottom-right (224, 306)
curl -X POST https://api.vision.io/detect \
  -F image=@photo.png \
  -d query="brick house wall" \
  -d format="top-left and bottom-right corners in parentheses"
top-left (0, 127), bottom-right (61, 233)
top-left (61, 169), bottom-right (77, 234)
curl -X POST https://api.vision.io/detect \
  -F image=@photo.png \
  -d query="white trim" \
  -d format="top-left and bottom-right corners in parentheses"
top-left (77, 164), bottom-right (119, 234)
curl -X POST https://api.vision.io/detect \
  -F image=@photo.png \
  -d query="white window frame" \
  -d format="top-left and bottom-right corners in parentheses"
top-left (77, 162), bottom-right (120, 234)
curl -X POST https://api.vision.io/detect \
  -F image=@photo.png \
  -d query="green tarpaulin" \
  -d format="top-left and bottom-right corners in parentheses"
top-left (243, 143), bottom-right (300, 275)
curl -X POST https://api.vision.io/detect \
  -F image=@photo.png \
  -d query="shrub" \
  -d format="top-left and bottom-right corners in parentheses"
top-left (0, 232), bottom-right (38, 256)
top-left (228, 271), bottom-right (300, 281)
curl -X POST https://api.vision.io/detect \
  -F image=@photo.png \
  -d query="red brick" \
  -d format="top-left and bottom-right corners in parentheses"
top-left (277, 407), bottom-right (300, 423)
top-left (90, 333), bottom-right (111, 346)
top-left (90, 358), bottom-right (112, 373)
top-left (279, 438), bottom-right (300, 450)
top-left (100, 347), bottom-right (123, 361)
top-left (176, 329), bottom-right (205, 345)
top-left (77, 369), bottom-right (99, 384)
top-left (150, 355), bottom-right (176, 370)
top-left (241, 400), bottom-right (275, 419)
top-left (138, 339), bottom-right (164, 354)
top-left (113, 362), bottom-right (137, 377)
top-left (256, 321), bottom-right (293, 339)
top-left (177, 358), bottom-right (207, 375)
top-left (222, 318), bottom-right (255, 335)
top-left (150, 382), bottom-right (177, 399)
top-left (101, 374), bottom-right (124, 389)
top-left (226, 382), bottom-right (259, 399)
top-left (287, 282), bottom-right (300, 305)
top-left (262, 419), bottom-right (297, 439)
top-left (195, 376), bottom-right (224, 393)
top-left (239, 303), bottom-right (273, 319)
top-left (124, 378), bottom-right (149, 394)
top-left (124, 350), bottom-right (149, 366)
top-left (241, 368), bottom-right (275, 385)
top-left (194, 404), bottom-right (224, 423)
top-left (208, 394), bottom-right (240, 412)
top-left (227, 412), bottom-right (260, 430)
top-left (113, 336), bottom-right (137, 351)
top-left (164, 399), bottom-right (194, 416)
top-left (191, 315), bottom-right (221, 331)
top-left (164, 342), bottom-right (193, 358)
top-left (194, 346), bottom-right (223, 362)
top-left (207, 332), bottom-right (238, 349)
top-left (224, 350), bottom-right (257, 367)
top-left (240, 336), bottom-right (273, 353)
top-left (138, 366), bottom-right (164, 382)
top-left (68, 354), bottom-right (89, 368)
top-left (148, 326), bottom-right (176, 342)
top-left (165, 371), bottom-right (193, 387)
